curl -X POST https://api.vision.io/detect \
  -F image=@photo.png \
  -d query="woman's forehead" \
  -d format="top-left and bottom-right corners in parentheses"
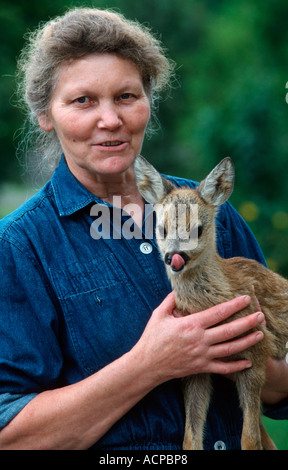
top-left (54, 53), bottom-right (144, 95)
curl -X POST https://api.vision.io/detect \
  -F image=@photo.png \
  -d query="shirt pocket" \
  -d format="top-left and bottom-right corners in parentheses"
top-left (49, 254), bottom-right (150, 375)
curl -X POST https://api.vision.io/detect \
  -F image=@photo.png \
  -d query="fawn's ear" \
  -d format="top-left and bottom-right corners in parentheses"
top-left (134, 155), bottom-right (175, 204)
top-left (198, 157), bottom-right (235, 206)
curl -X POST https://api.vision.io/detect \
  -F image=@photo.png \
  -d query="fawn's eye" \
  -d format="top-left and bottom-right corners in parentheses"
top-left (198, 225), bottom-right (203, 238)
top-left (158, 224), bottom-right (167, 239)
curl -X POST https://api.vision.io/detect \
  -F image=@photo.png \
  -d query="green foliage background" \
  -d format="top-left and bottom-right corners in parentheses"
top-left (0, 0), bottom-right (288, 448)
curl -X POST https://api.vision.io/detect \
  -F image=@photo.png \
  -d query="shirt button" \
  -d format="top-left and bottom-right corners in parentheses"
top-left (214, 441), bottom-right (226, 450)
top-left (140, 242), bottom-right (153, 254)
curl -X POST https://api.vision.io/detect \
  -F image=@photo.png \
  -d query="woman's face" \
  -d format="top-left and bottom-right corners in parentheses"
top-left (39, 53), bottom-right (151, 184)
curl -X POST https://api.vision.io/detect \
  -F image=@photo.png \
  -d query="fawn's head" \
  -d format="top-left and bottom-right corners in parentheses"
top-left (135, 156), bottom-right (234, 276)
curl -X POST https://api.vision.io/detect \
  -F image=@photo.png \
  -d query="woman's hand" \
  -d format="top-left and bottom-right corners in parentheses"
top-left (134, 292), bottom-right (264, 385)
top-left (261, 357), bottom-right (288, 405)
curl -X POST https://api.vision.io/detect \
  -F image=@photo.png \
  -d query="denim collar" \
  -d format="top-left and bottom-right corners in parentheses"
top-left (51, 155), bottom-right (106, 217)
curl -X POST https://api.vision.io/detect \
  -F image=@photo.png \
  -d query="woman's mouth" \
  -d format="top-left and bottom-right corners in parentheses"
top-left (94, 141), bottom-right (128, 151)
top-left (99, 141), bottom-right (124, 147)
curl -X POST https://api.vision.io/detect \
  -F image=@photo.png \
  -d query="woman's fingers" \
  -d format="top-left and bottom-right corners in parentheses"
top-left (153, 291), bottom-right (177, 318)
top-left (195, 295), bottom-right (251, 329)
top-left (209, 329), bottom-right (264, 359)
top-left (209, 359), bottom-right (253, 375)
top-left (206, 311), bottom-right (265, 345)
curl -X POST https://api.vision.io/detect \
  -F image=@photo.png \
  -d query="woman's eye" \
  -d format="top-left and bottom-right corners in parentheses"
top-left (119, 93), bottom-right (134, 101)
top-left (76, 96), bottom-right (89, 104)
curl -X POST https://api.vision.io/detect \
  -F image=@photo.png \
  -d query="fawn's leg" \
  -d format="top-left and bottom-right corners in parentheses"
top-left (260, 423), bottom-right (277, 450)
top-left (182, 374), bottom-right (212, 450)
top-left (236, 368), bottom-right (265, 450)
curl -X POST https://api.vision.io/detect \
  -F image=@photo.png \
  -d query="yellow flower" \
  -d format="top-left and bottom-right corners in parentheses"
top-left (239, 201), bottom-right (259, 222)
top-left (272, 211), bottom-right (288, 230)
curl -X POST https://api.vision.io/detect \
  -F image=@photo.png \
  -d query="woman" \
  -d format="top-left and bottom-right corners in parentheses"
top-left (0, 8), bottom-right (287, 450)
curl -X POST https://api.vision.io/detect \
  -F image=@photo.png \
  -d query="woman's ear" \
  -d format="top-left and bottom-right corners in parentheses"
top-left (37, 113), bottom-right (54, 132)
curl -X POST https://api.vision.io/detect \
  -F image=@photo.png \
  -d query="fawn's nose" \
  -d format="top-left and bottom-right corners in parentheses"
top-left (165, 251), bottom-right (189, 272)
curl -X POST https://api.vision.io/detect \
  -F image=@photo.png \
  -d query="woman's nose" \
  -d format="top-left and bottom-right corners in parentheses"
top-left (97, 103), bottom-right (122, 130)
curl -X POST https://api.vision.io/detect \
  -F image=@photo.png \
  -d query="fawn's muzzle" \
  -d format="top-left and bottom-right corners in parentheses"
top-left (165, 251), bottom-right (190, 272)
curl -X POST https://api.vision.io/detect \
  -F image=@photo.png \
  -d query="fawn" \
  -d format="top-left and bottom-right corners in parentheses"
top-left (134, 155), bottom-right (288, 450)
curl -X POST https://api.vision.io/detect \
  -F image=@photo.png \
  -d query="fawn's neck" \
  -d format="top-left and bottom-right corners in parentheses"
top-left (170, 252), bottom-right (231, 313)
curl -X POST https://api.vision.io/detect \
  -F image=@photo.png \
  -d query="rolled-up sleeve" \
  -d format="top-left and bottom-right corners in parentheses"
top-left (0, 237), bottom-right (63, 429)
top-left (0, 393), bottom-right (37, 430)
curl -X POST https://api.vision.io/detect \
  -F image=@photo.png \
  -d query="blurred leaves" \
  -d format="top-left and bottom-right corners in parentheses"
top-left (1, 0), bottom-right (288, 276)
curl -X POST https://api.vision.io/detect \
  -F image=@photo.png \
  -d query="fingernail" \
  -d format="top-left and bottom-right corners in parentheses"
top-left (257, 312), bottom-right (264, 323)
top-left (256, 331), bottom-right (264, 340)
top-left (242, 295), bottom-right (251, 305)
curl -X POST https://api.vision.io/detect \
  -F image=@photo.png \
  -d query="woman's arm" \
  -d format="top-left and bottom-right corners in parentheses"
top-left (0, 349), bottom-right (157, 450)
top-left (0, 293), bottom-right (264, 450)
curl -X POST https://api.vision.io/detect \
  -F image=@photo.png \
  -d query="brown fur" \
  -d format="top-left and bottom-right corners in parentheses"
top-left (135, 155), bottom-right (288, 450)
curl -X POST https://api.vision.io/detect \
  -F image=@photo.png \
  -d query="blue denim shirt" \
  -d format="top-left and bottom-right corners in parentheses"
top-left (0, 156), bottom-right (287, 450)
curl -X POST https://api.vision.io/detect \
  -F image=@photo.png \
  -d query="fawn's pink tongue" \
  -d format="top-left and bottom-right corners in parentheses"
top-left (171, 254), bottom-right (185, 271)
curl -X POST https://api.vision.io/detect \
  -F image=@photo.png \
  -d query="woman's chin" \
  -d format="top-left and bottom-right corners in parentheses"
top-left (94, 154), bottom-right (136, 176)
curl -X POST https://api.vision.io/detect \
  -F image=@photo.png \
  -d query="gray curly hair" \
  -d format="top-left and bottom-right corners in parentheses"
top-left (17, 7), bottom-right (174, 176)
